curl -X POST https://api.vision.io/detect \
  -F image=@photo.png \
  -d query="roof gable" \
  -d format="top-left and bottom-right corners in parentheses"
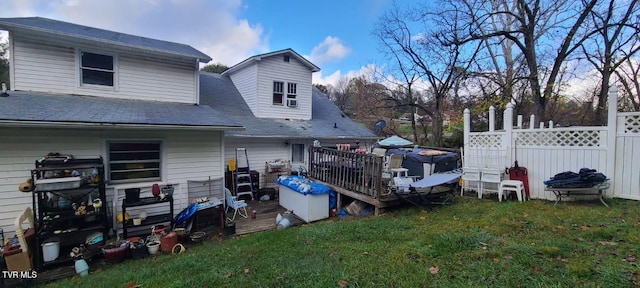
top-left (221, 48), bottom-right (320, 76)
top-left (199, 72), bottom-right (376, 139)
top-left (0, 17), bottom-right (211, 63)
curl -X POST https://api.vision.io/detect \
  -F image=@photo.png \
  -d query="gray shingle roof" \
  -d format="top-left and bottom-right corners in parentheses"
top-left (0, 17), bottom-right (211, 62)
top-left (199, 72), bottom-right (377, 139)
top-left (0, 91), bottom-right (242, 129)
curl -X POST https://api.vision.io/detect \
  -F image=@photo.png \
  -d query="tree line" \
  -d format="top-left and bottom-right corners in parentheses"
top-left (319, 0), bottom-right (640, 148)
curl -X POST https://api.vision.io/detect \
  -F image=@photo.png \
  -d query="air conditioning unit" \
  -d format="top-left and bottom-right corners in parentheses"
top-left (287, 99), bottom-right (297, 108)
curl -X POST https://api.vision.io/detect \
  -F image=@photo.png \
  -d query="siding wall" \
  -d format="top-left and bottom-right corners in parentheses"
top-left (10, 34), bottom-right (197, 103)
top-left (224, 138), bottom-right (291, 188)
top-left (228, 64), bottom-right (258, 114)
top-left (0, 127), bottom-right (224, 237)
top-left (256, 56), bottom-right (313, 120)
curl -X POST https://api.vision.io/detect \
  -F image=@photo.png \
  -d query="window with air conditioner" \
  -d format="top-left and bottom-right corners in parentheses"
top-left (287, 82), bottom-right (297, 108)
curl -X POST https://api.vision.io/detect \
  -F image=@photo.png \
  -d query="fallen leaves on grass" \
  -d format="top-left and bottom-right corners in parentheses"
top-left (493, 258), bottom-right (500, 263)
top-left (623, 255), bottom-right (637, 263)
top-left (224, 273), bottom-right (232, 278)
top-left (429, 266), bottom-right (439, 274)
top-left (244, 268), bottom-right (250, 274)
top-left (599, 241), bottom-right (618, 246)
top-left (420, 216), bottom-right (427, 220)
top-left (630, 271), bottom-right (640, 286)
top-left (338, 279), bottom-right (348, 287)
top-left (532, 266), bottom-right (544, 274)
top-left (580, 225), bottom-right (590, 231)
top-left (125, 281), bottom-right (139, 288)
top-left (556, 256), bottom-right (569, 262)
top-left (552, 225), bottom-right (564, 232)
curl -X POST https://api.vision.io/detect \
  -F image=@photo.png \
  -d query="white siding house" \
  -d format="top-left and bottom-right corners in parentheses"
top-left (204, 49), bottom-right (378, 185)
top-left (0, 17), bottom-right (242, 237)
top-left (223, 49), bottom-right (319, 121)
top-left (11, 34), bottom-right (199, 104)
top-left (0, 18), bottom-right (378, 238)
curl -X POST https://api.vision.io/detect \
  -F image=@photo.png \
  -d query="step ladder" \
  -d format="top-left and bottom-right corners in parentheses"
top-left (235, 148), bottom-right (254, 201)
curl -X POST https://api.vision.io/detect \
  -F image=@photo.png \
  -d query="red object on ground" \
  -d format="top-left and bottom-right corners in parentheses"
top-left (507, 166), bottom-right (530, 199)
top-left (160, 232), bottom-right (178, 252)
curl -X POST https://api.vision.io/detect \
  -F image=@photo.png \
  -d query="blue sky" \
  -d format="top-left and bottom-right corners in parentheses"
top-left (0, 0), bottom-right (418, 86)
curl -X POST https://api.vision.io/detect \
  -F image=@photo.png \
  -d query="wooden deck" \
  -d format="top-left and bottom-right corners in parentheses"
top-left (234, 198), bottom-right (304, 235)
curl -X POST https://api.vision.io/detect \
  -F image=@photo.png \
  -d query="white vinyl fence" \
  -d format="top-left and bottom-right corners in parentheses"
top-left (463, 86), bottom-right (640, 201)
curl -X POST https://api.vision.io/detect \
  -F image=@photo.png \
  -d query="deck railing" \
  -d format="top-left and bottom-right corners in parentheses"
top-left (308, 147), bottom-right (384, 198)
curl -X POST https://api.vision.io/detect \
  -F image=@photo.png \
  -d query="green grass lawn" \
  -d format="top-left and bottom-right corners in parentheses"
top-left (42, 197), bottom-right (640, 288)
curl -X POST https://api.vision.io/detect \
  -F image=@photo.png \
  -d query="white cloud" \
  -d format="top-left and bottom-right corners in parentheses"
top-left (308, 36), bottom-right (350, 65)
top-left (0, 0), bottom-right (268, 66)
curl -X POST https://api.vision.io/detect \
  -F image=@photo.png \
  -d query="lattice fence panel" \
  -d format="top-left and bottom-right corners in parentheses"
top-left (516, 130), bottom-right (601, 147)
top-left (469, 134), bottom-right (502, 148)
top-left (624, 115), bottom-right (640, 133)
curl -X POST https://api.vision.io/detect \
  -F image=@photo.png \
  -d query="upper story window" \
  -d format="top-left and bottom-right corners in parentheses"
top-left (286, 83), bottom-right (297, 107)
top-left (108, 141), bottom-right (161, 183)
top-left (80, 51), bottom-right (114, 87)
top-left (273, 81), bottom-right (284, 105)
top-left (287, 83), bottom-right (297, 98)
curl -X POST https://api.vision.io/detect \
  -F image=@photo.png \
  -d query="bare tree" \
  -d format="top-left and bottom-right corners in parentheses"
top-left (581, 0), bottom-right (640, 124)
top-left (615, 57), bottom-right (640, 111)
top-left (449, 0), bottom-right (599, 122)
top-left (374, 2), bottom-right (481, 146)
top-left (329, 76), bottom-right (352, 112)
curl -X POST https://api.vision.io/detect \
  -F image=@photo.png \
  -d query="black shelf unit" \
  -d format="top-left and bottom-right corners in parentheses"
top-left (31, 157), bottom-right (109, 271)
top-left (121, 196), bottom-right (173, 239)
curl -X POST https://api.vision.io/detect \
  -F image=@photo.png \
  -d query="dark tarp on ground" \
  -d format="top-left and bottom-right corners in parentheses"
top-left (387, 148), bottom-right (459, 177)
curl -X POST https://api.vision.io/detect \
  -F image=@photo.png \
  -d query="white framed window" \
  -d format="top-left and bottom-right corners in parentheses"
top-left (273, 81), bottom-right (284, 105)
top-left (80, 51), bottom-right (115, 87)
top-left (108, 141), bottom-right (161, 183)
top-left (286, 83), bottom-right (297, 107)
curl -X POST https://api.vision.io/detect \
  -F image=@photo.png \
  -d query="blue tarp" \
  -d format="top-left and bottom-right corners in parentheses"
top-left (275, 176), bottom-right (336, 209)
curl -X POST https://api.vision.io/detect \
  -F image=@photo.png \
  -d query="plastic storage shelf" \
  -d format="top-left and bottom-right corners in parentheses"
top-left (121, 196), bottom-right (173, 238)
top-left (31, 157), bottom-right (109, 271)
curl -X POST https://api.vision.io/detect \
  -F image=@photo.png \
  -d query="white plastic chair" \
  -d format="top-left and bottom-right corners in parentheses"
top-left (225, 188), bottom-right (248, 221)
top-left (460, 147), bottom-right (482, 197)
top-left (479, 148), bottom-right (506, 198)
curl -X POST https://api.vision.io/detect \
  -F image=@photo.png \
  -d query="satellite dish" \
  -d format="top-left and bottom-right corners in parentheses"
top-left (374, 119), bottom-right (386, 132)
